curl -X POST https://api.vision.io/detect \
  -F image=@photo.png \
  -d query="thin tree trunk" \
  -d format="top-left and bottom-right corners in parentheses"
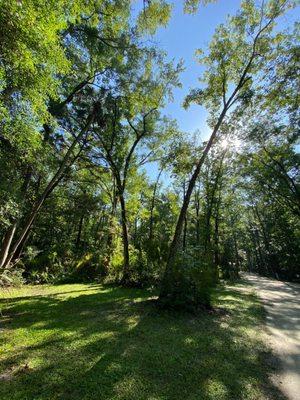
top-left (252, 225), bottom-right (269, 276)
top-left (0, 113), bottom-right (94, 268)
top-left (248, 226), bottom-right (261, 273)
top-left (159, 21), bottom-right (268, 299)
top-left (119, 192), bottom-right (130, 284)
top-left (205, 151), bottom-right (225, 252)
top-left (3, 166), bottom-right (33, 264)
top-left (11, 228), bottom-right (30, 262)
top-left (75, 214), bottom-right (84, 248)
top-left (182, 179), bottom-right (187, 251)
top-left (253, 206), bottom-right (277, 278)
top-left (160, 107), bottom-right (228, 297)
top-left (195, 186), bottom-right (200, 246)
top-left (0, 223), bottom-right (17, 269)
top-left (182, 215), bottom-right (187, 252)
top-left (149, 168), bottom-right (163, 241)
top-left (232, 231), bottom-right (240, 278)
top-left (213, 191), bottom-right (222, 266)
top-left (105, 181), bottom-right (118, 268)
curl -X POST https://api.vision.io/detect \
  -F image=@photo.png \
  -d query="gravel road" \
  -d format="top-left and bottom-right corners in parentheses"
top-left (245, 274), bottom-right (300, 400)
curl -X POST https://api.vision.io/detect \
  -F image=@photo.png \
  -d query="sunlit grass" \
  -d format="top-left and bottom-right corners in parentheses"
top-left (0, 283), bottom-right (283, 400)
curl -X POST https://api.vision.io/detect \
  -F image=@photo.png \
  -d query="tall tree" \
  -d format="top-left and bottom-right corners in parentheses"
top-left (160, 0), bottom-right (297, 304)
top-left (0, 0), bottom-right (174, 270)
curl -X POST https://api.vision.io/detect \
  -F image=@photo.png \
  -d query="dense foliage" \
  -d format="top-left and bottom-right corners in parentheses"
top-left (0, 0), bottom-right (299, 307)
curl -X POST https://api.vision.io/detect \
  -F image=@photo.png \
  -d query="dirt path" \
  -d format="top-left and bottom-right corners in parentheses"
top-left (244, 273), bottom-right (300, 400)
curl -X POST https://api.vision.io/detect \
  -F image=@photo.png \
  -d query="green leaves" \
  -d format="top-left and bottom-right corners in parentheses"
top-left (185, 0), bottom-right (297, 115)
top-left (183, 88), bottom-right (205, 109)
top-left (0, 0), bottom-right (71, 121)
top-left (184, 0), bottom-right (217, 14)
top-left (137, 0), bottom-right (172, 35)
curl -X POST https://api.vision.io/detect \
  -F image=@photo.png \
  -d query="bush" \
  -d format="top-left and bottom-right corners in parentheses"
top-left (105, 239), bottom-right (124, 283)
top-left (126, 247), bottom-right (156, 287)
top-left (0, 263), bottom-right (24, 287)
top-left (69, 253), bottom-right (106, 282)
top-left (24, 249), bottom-right (66, 284)
top-left (159, 251), bottom-right (216, 311)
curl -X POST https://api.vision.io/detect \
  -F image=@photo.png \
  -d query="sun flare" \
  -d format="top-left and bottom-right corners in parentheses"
top-left (220, 137), bottom-right (242, 150)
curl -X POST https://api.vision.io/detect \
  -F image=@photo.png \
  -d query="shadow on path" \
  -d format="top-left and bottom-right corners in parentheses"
top-left (244, 273), bottom-right (300, 400)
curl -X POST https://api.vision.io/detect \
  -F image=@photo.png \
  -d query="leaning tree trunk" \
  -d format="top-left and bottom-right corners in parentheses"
top-left (0, 222), bottom-right (17, 269)
top-left (1, 166), bottom-right (33, 266)
top-left (11, 227), bottom-right (30, 263)
top-left (159, 24), bottom-right (266, 301)
top-left (160, 107), bottom-right (228, 299)
top-left (0, 113), bottom-right (94, 268)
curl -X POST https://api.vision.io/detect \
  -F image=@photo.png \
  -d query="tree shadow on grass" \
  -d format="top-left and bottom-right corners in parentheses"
top-left (0, 285), bottom-right (287, 400)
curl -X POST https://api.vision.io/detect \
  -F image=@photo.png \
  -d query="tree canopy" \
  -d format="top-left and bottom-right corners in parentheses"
top-left (0, 0), bottom-right (299, 307)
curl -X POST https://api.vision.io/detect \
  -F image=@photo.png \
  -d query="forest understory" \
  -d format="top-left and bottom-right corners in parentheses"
top-left (0, 1), bottom-right (299, 397)
top-left (0, 280), bottom-right (286, 400)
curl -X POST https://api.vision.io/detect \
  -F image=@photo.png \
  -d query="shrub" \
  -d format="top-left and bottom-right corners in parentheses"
top-left (24, 249), bottom-right (66, 284)
top-left (69, 253), bottom-right (106, 282)
top-left (0, 263), bottom-right (24, 287)
top-left (105, 239), bottom-right (124, 282)
top-left (126, 247), bottom-right (156, 287)
top-left (159, 251), bottom-right (216, 311)
top-left (105, 245), bottom-right (156, 287)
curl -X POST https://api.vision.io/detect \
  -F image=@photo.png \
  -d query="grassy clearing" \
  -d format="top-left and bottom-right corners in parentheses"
top-left (0, 282), bottom-right (282, 400)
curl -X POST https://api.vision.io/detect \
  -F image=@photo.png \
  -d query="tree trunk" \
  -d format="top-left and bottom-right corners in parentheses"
top-left (119, 192), bottom-right (130, 285)
top-left (149, 168), bottom-right (163, 241)
top-left (182, 180), bottom-right (187, 251)
top-left (0, 223), bottom-right (17, 269)
top-left (232, 231), bottom-right (240, 278)
top-left (253, 206), bottom-right (277, 278)
top-left (0, 113), bottom-right (94, 268)
top-left (160, 107), bottom-right (228, 299)
top-left (75, 214), bottom-right (84, 248)
top-left (1, 166), bottom-right (33, 266)
top-left (105, 185), bottom-right (118, 269)
top-left (11, 227), bottom-right (30, 263)
top-left (205, 151), bottom-right (225, 252)
top-left (213, 189), bottom-right (222, 266)
top-left (182, 215), bottom-right (187, 252)
top-left (195, 187), bottom-right (200, 246)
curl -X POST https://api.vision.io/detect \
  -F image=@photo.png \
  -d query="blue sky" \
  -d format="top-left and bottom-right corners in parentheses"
top-left (154, 0), bottom-right (242, 139)
top-left (138, 1), bottom-right (299, 181)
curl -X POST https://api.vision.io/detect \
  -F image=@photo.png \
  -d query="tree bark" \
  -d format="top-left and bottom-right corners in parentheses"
top-left (159, 39), bottom-right (261, 297)
top-left (11, 227), bottom-right (30, 263)
top-left (182, 179), bottom-right (187, 251)
top-left (160, 107), bottom-right (228, 298)
top-left (105, 180), bottom-right (118, 269)
top-left (213, 189), bottom-right (222, 266)
top-left (0, 223), bottom-right (17, 269)
top-left (75, 214), bottom-right (84, 248)
top-left (149, 168), bottom-right (163, 241)
top-left (119, 192), bottom-right (130, 284)
top-left (204, 151), bottom-right (225, 252)
top-left (194, 186), bottom-right (201, 246)
top-left (1, 166), bottom-right (33, 265)
top-left (0, 113), bottom-right (94, 268)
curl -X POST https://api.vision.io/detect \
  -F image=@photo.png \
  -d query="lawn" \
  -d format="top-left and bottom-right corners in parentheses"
top-left (0, 282), bottom-right (283, 400)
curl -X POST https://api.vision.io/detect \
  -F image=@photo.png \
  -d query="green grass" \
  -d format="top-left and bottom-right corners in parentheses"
top-left (0, 282), bottom-right (283, 400)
